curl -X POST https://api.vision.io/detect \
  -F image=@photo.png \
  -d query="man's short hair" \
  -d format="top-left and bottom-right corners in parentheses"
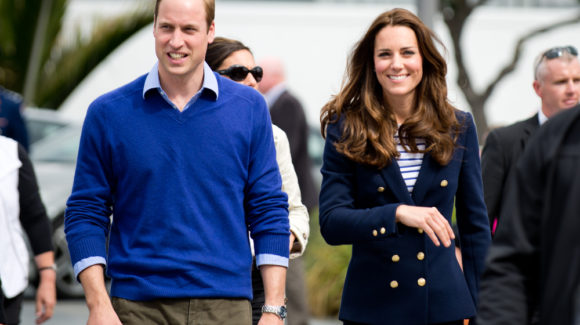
top-left (534, 45), bottom-right (579, 81)
top-left (154, 0), bottom-right (215, 29)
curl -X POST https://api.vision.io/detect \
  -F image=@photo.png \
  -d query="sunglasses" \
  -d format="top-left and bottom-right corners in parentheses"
top-left (216, 65), bottom-right (263, 82)
top-left (535, 46), bottom-right (578, 78)
top-left (542, 45), bottom-right (578, 59)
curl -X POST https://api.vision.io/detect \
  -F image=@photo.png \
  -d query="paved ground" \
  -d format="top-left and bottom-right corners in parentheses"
top-left (21, 299), bottom-right (341, 325)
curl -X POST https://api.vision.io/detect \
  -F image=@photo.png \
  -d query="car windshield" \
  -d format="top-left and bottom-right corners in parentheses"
top-left (30, 125), bottom-right (81, 163)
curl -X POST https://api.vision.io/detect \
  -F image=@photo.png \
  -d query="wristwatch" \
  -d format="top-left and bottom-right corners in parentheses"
top-left (261, 305), bottom-right (287, 320)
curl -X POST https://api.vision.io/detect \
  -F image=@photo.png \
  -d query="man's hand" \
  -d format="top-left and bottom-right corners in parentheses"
top-left (79, 265), bottom-right (122, 325)
top-left (86, 303), bottom-right (122, 325)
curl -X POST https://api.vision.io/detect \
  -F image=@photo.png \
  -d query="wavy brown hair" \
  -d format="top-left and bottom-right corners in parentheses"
top-left (320, 8), bottom-right (460, 168)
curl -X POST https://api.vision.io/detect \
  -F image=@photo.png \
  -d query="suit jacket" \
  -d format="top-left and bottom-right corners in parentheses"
top-left (0, 87), bottom-right (29, 151)
top-left (269, 90), bottom-right (318, 210)
top-left (319, 111), bottom-right (491, 324)
top-left (478, 105), bottom-right (580, 325)
top-left (481, 114), bottom-right (539, 230)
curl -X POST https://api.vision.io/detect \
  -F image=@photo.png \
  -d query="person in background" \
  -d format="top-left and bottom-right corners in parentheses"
top-left (481, 45), bottom-right (580, 234)
top-left (258, 56), bottom-right (315, 325)
top-left (477, 104), bottom-right (580, 324)
top-left (64, 0), bottom-right (289, 324)
top-left (0, 135), bottom-right (56, 325)
top-left (206, 36), bottom-right (310, 325)
top-left (0, 86), bottom-right (29, 151)
top-left (318, 8), bottom-right (490, 324)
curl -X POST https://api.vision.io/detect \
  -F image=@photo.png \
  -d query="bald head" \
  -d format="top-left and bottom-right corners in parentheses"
top-left (257, 57), bottom-right (286, 94)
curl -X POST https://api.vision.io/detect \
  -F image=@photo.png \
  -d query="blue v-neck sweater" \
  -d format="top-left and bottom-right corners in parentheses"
top-left (65, 73), bottom-right (289, 301)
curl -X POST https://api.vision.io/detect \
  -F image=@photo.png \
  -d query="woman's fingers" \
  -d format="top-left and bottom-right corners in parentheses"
top-left (395, 205), bottom-right (455, 247)
top-left (424, 207), bottom-right (453, 247)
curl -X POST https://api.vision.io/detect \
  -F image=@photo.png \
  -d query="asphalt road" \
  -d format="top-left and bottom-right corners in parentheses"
top-left (21, 299), bottom-right (341, 325)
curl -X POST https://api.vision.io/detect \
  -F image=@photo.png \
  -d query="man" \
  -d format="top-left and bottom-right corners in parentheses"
top-left (477, 104), bottom-right (580, 324)
top-left (257, 57), bottom-right (315, 325)
top-left (0, 86), bottom-right (29, 151)
top-left (65, 0), bottom-right (289, 324)
top-left (481, 45), bottom-right (580, 233)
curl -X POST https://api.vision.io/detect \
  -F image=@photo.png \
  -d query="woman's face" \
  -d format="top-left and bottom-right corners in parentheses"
top-left (373, 25), bottom-right (423, 105)
top-left (218, 49), bottom-right (259, 90)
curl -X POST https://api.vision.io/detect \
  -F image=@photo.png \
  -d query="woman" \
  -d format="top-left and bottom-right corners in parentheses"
top-left (0, 135), bottom-right (56, 325)
top-left (206, 37), bottom-right (310, 324)
top-left (319, 8), bottom-right (490, 325)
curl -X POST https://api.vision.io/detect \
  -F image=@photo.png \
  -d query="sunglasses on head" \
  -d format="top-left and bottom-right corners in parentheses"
top-left (216, 65), bottom-right (263, 82)
top-left (542, 45), bottom-right (578, 59)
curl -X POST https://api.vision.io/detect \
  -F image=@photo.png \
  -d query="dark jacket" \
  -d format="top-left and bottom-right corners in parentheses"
top-left (0, 87), bottom-right (29, 151)
top-left (478, 105), bottom-right (580, 325)
top-left (269, 90), bottom-right (318, 210)
top-left (319, 111), bottom-right (491, 324)
top-left (481, 114), bottom-right (539, 230)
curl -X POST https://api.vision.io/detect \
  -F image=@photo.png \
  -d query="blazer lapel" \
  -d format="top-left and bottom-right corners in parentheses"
top-left (411, 153), bottom-right (439, 204)
top-left (380, 159), bottom-right (415, 205)
top-left (520, 114), bottom-right (540, 148)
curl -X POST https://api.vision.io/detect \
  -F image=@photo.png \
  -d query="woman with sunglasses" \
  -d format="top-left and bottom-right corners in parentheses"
top-left (206, 37), bottom-right (309, 325)
top-left (319, 8), bottom-right (490, 325)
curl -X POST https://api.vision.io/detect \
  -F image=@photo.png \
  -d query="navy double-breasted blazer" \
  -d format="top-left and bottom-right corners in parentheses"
top-left (319, 111), bottom-right (491, 325)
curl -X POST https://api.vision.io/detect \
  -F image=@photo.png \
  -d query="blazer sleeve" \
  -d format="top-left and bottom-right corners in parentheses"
top-left (480, 129), bottom-right (505, 230)
top-left (318, 120), bottom-right (400, 246)
top-left (274, 126), bottom-right (310, 258)
top-left (454, 113), bottom-right (492, 307)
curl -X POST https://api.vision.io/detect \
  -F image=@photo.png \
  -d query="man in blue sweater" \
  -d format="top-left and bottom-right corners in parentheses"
top-left (64, 0), bottom-right (289, 324)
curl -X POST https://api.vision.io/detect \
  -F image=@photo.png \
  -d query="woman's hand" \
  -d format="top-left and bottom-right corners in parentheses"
top-left (395, 205), bottom-right (455, 247)
top-left (289, 233), bottom-right (296, 252)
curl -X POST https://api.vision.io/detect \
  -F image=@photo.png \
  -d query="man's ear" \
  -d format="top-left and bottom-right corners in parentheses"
top-left (207, 21), bottom-right (215, 44)
top-left (533, 80), bottom-right (542, 98)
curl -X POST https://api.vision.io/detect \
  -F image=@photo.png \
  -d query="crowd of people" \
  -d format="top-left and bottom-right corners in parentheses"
top-left (1, 0), bottom-right (579, 324)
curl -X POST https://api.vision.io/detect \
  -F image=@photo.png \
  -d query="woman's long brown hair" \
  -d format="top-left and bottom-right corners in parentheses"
top-left (320, 8), bottom-right (460, 168)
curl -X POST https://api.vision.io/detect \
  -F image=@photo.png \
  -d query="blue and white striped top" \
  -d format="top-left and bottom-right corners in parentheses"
top-left (395, 132), bottom-right (425, 193)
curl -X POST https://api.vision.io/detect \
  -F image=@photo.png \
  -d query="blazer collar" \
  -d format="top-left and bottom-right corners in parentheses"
top-left (379, 152), bottom-right (441, 205)
top-left (379, 159), bottom-right (415, 205)
top-left (411, 152), bottom-right (439, 204)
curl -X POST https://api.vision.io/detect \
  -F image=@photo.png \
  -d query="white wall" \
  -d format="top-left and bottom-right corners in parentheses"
top-left (58, 1), bottom-right (580, 129)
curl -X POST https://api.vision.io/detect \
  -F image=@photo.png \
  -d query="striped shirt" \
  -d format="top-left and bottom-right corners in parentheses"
top-left (395, 133), bottom-right (425, 193)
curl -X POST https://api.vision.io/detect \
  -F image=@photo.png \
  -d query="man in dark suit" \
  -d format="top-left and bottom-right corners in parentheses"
top-left (258, 57), bottom-right (315, 325)
top-left (481, 46), bottom-right (580, 233)
top-left (478, 104), bottom-right (580, 325)
top-left (0, 86), bottom-right (29, 151)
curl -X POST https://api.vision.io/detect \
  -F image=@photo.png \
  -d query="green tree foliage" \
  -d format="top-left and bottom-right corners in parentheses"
top-left (0, 0), bottom-right (153, 109)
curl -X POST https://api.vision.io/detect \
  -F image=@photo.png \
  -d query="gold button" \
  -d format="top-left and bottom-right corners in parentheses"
top-left (377, 186), bottom-right (385, 192)
top-left (417, 252), bottom-right (425, 261)
top-left (417, 228), bottom-right (424, 234)
top-left (418, 278), bottom-right (426, 286)
top-left (372, 229), bottom-right (378, 237)
top-left (390, 280), bottom-right (399, 288)
top-left (380, 227), bottom-right (386, 234)
top-left (440, 180), bottom-right (448, 187)
top-left (391, 254), bottom-right (400, 262)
